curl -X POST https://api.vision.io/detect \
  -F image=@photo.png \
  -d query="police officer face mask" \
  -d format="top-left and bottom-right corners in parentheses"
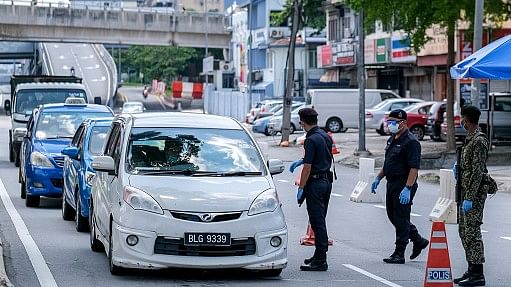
top-left (387, 120), bottom-right (402, 134)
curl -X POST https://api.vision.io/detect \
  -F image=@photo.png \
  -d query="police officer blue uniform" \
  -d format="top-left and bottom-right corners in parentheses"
top-left (371, 109), bottom-right (429, 264)
top-left (290, 108), bottom-right (333, 272)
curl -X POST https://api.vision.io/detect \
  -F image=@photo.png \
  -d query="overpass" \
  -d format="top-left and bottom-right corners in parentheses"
top-left (0, 5), bottom-right (229, 48)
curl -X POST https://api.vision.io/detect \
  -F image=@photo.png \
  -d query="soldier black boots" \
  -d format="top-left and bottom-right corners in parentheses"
top-left (456, 263), bottom-right (486, 286)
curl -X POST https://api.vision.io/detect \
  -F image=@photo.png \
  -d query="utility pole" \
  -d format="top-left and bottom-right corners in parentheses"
top-left (471, 0), bottom-right (484, 108)
top-left (281, 0), bottom-right (300, 145)
top-left (205, 0), bottom-right (209, 58)
top-left (248, 0), bottom-right (253, 111)
top-left (355, 9), bottom-right (370, 156)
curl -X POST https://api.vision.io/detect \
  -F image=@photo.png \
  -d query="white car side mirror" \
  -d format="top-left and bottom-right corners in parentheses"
top-left (92, 156), bottom-right (116, 174)
top-left (268, 159), bottom-right (285, 175)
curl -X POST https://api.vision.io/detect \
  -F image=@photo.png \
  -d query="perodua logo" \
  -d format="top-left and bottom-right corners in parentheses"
top-left (200, 213), bottom-right (213, 222)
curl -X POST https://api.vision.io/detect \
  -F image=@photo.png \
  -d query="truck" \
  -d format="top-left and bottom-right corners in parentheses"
top-left (3, 75), bottom-right (95, 167)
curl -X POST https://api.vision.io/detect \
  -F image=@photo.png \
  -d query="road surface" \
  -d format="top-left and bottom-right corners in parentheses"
top-left (0, 115), bottom-right (510, 287)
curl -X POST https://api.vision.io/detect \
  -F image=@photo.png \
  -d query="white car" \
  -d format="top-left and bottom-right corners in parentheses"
top-left (365, 98), bottom-right (424, 135)
top-left (89, 112), bottom-right (287, 276)
top-left (121, 101), bottom-right (145, 114)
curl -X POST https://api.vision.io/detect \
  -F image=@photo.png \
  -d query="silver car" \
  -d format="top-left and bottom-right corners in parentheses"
top-left (365, 98), bottom-right (424, 135)
top-left (267, 104), bottom-right (305, 134)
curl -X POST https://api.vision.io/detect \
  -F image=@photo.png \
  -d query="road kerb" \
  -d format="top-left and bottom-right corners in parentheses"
top-left (0, 238), bottom-right (14, 287)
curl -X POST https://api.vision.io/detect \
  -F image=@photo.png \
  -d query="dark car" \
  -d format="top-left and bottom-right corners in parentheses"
top-left (426, 101), bottom-right (446, 141)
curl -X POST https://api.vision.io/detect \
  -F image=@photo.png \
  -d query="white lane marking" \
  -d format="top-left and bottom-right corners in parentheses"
top-left (374, 204), bottom-right (386, 209)
top-left (91, 76), bottom-right (107, 82)
top-left (62, 65), bottom-right (69, 70)
top-left (59, 55), bottom-right (64, 60)
top-left (332, 193), bottom-right (343, 197)
top-left (277, 179), bottom-right (289, 183)
top-left (0, 179), bottom-right (59, 287)
top-left (84, 64), bottom-right (100, 70)
top-left (80, 55), bottom-right (94, 60)
top-left (411, 212), bottom-right (422, 217)
top-left (481, 230), bottom-right (488, 233)
top-left (53, 44), bottom-right (59, 48)
top-left (343, 264), bottom-right (402, 287)
top-left (501, 237), bottom-right (511, 241)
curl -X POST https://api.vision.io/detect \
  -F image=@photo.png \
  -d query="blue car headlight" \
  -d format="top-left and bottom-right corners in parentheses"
top-left (30, 151), bottom-right (53, 168)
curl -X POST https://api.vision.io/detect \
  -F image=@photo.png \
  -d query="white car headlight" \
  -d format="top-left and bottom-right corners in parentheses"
top-left (85, 171), bottom-right (96, 186)
top-left (123, 186), bottom-right (163, 215)
top-left (30, 151), bottom-right (53, 167)
top-left (248, 189), bottom-right (279, 216)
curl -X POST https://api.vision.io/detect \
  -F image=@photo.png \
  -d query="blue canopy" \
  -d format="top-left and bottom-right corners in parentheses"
top-left (450, 35), bottom-right (511, 79)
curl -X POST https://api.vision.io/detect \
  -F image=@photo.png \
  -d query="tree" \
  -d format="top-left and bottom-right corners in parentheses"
top-left (276, 0), bottom-right (326, 144)
top-left (118, 46), bottom-right (201, 83)
top-left (349, 0), bottom-right (510, 151)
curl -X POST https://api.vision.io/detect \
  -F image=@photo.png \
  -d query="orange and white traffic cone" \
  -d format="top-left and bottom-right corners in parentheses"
top-left (423, 221), bottom-right (453, 287)
top-left (327, 132), bottom-right (340, 155)
top-left (300, 223), bottom-right (334, 246)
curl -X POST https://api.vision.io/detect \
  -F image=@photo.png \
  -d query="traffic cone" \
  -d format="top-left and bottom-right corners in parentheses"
top-left (300, 223), bottom-right (334, 246)
top-left (423, 221), bottom-right (453, 287)
top-left (327, 132), bottom-right (340, 155)
top-left (280, 140), bottom-right (289, 147)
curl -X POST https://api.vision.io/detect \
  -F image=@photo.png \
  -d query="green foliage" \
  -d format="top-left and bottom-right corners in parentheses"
top-left (117, 46), bottom-right (201, 82)
top-left (348, 0), bottom-right (511, 53)
top-left (272, 0), bottom-right (326, 31)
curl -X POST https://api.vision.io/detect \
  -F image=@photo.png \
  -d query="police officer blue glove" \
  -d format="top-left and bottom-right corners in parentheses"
top-left (296, 187), bottom-right (305, 206)
top-left (289, 159), bottom-right (304, 173)
top-left (453, 161), bottom-right (458, 180)
top-left (399, 186), bottom-right (411, 204)
top-left (462, 200), bottom-right (473, 213)
top-left (371, 176), bottom-right (382, 194)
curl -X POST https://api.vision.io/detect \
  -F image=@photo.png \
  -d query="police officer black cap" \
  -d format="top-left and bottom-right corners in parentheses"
top-left (389, 109), bottom-right (407, 120)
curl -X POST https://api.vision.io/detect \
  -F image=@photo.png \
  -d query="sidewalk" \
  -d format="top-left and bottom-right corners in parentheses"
top-left (418, 166), bottom-right (511, 193)
top-left (254, 132), bottom-right (511, 193)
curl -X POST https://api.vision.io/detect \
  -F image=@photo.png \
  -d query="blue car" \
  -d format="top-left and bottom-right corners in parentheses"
top-left (252, 116), bottom-right (275, 136)
top-left (20, 98), bottom-right (114, 208)
top-left (61, 118), bottom-right (113, 231)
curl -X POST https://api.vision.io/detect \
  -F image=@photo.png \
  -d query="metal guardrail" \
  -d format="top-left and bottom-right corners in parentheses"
top-left (94, 44), bottom-right (117, 105)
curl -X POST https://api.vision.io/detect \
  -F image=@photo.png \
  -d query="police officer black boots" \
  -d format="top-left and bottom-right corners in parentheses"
top-left (457, 264), bottom-right (485, 286)
top-left (410, 237), bottom-right (429, 260)
top-left (300, 257), bottom-right (328, 271)
top-left (383, 246), bottom-right (406, 264)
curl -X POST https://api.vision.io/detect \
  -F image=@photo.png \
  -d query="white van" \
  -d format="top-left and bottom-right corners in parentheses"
top-left (306, 89), bottom-right (400, 132)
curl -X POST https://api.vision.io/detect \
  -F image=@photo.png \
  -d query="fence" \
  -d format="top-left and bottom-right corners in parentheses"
top-left (204, 86), bottom-right (250, 122)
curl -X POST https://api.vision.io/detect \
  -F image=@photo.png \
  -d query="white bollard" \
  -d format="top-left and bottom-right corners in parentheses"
top-left (429, 169), bottom-right (457, 224)
top-left (350, 158), bottom-right (384, 203)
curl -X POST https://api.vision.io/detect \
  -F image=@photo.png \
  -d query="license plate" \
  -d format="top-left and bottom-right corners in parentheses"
top-left (184, 233), bottom-right (231, 246)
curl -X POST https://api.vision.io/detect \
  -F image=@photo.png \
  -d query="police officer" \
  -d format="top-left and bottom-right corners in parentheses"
top-left (371, 109), bottom-right (429, 264)
top-left (454, 105), bottom-right (488, 286)
top-left (289, 108), bottom-right (333, 271)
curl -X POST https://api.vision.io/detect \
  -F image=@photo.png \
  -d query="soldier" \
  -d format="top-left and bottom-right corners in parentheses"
top-left (454, 105), bottom-right (489, 286)
top-left (371, 109), bottom-right (429, 264)
top-left (289, 108), bottom-right (333, 271)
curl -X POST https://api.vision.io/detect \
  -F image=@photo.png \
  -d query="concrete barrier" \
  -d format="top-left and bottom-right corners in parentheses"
top-left (429, 169), bottom-right (457, 224)
top-left (350, 158), bottom-right (384, 203)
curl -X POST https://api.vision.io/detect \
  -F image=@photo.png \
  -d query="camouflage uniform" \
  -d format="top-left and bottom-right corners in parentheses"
top-left (459, 129), bottom-right (489, 265)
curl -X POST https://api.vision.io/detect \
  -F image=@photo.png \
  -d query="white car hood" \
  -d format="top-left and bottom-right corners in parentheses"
top-left (128, 175), bottom-right (272, 212)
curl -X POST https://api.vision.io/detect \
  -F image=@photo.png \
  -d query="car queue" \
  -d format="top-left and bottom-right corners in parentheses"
top-left (16, 97), bottom-right (289, 276)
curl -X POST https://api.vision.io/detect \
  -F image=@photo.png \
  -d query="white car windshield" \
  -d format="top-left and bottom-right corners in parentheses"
top-left (35, 112), bottom-right (112, 140)
top-left (126, 128), bottom-right (265, 174)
